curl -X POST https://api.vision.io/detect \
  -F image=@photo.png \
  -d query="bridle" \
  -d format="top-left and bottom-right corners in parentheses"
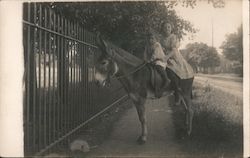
top-left (105, 48), bottom-right (148, 80)
top-left (101, 48), bottom-right (162, 82)
top-left (95, 38), bottom-right (148, 83)
top-left (100, 57), bottom-right (147, 87)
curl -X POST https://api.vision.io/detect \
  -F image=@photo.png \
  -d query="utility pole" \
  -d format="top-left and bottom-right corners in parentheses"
top-left (212, 16), bottom-right (214, 47)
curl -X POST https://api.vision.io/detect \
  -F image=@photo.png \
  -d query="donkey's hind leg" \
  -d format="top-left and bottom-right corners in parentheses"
top-left (180, 78), bottom-right (194, 136)
top-left (183, 95), bottom-right (194, 135)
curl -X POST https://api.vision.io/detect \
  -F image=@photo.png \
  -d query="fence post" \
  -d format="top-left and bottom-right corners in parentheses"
top-left (58, 17), bottom-right (64, 105)
top-left (0, 1), bottom-right (24, 157)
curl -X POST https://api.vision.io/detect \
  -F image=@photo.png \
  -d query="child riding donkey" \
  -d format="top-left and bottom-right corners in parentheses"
top-left (95, 25), bottom-right (195, 142)
top-left (144, 31), bottom-right (170, 98)
top-left (144, 23), bottom-right (194, 102)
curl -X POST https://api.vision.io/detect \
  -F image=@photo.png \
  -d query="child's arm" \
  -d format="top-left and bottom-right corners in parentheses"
top-left (163, 35), bottom-right (178, 61)
top-left (164, 49), bottom-right (175, 60)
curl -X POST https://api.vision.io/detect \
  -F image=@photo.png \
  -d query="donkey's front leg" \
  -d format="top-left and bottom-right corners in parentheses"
top-left (129, 92), bottom-right (147, 144)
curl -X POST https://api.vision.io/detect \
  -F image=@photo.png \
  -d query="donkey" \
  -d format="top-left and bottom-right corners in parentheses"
top-left (94, 37), bottom-right (194, 144)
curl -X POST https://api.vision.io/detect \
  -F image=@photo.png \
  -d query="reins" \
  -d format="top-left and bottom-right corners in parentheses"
top-left (109, 51), bottom-right (160, 79)
top-left (105, 45), bottom-right (149, 79)
top-left (111, 61), bottom-right (148, 79)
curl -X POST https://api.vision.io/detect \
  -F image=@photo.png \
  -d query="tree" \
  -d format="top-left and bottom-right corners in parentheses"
top-left (50, 2), bottom-right (197, 57)
top-left (37, 0), bottom-right (225, 57)
top-left (220, 26), bottom-right (243, 63)
top-left (46, 0), bottom-right (225, 58)
top-left (181, 42), bottom-right (220, 73)
top-left (220, 26), bottom-right (243, 75)
top-left (165, 0), bottom-right (225, 8)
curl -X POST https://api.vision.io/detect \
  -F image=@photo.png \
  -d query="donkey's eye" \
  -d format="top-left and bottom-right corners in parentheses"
top-left (101, 61), bottom-right (106, 65)
top-left (101, 60), bottom-right (108, 65)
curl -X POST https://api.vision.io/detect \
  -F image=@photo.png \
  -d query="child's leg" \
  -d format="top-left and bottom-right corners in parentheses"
top-left (155, 65), bottom-right (170, 97)
top-left (155, 65), bottom-right (170, 87)
top-left (166, 68), bottom-right (181, 104)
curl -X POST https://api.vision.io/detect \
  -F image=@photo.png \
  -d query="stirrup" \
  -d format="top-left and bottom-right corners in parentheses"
top-left (155, 90), bottom-right (163, 98)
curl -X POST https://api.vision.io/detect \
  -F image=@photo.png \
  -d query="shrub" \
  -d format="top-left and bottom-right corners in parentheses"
top-left (171, 82), bottom-right (243, 157)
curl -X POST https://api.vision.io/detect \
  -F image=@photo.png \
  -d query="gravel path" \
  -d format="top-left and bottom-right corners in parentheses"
top-left (86, 96), bottom-right (187, 157)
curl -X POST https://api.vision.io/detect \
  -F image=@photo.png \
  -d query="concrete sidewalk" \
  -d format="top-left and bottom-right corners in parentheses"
top-left (86, 96), bottom-right (186, 157)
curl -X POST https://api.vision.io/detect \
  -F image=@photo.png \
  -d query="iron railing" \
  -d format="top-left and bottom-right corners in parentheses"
top-left (23, 3), bottom-right (127, 156)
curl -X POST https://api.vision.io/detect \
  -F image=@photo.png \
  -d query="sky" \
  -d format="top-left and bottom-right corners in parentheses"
top-left (173, 0), bottom-right (242, 52)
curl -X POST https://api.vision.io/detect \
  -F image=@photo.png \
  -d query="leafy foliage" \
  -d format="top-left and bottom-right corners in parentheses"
top-left (181, 42), bottom-right (220, 72)
top-left (50, 2), bottom-right (197, 57)
top-left (220, 26), bottom-right (243, 64)
top-left (165, 0), bottom-right (225, 8)
top-left (220, 26), bottom-right (243, 76)
top-left (39, 0), bottom-right (226, 60)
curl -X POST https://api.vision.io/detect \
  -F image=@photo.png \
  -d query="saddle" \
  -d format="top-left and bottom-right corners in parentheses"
top-left (147, 64), bottom-right (173, 98)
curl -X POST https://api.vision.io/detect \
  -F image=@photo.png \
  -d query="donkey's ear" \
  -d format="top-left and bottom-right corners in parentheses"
top-left (96, 32), bottom-right (107, 49)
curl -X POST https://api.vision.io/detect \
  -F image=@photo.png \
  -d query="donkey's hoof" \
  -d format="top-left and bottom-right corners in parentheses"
top-left (187, 129), bottom-right (192, 136)
top-left (137, 136), bottom-right (146, 145)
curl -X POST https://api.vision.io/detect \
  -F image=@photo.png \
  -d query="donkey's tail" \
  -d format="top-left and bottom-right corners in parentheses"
top-left (191, 89), bottom-right (193, 99)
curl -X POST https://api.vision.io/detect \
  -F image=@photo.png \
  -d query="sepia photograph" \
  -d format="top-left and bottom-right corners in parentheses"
top-left (0, 0), bottom-right (248, 157)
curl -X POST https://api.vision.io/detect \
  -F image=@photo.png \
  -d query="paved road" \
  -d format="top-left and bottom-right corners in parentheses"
top-left (86, 96), bottom-right (187, 157)
top-left (194, 74), bottom-right (243, 98)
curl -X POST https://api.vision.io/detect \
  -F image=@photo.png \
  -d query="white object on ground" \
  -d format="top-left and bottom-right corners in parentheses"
top-left (70, 139), bottom-right (90, 153)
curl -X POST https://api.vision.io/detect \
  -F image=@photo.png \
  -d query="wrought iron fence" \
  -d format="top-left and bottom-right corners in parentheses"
top-left (23, 3), bottom-right (127, 156)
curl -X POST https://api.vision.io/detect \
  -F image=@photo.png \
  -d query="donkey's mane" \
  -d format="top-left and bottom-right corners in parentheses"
top-left (105, 40), bottom-right (144, 67)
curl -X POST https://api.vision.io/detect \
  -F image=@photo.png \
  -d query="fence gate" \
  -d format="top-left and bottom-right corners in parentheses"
top-left (23, 3), bottom-right (127, 156)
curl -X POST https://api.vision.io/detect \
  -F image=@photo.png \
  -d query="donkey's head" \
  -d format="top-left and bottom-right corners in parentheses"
top-left (94, 34), bottom-right (119, 87)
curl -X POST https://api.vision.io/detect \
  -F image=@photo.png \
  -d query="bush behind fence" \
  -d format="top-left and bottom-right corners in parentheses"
top-left (23, 3), bottom-right (127, 156)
